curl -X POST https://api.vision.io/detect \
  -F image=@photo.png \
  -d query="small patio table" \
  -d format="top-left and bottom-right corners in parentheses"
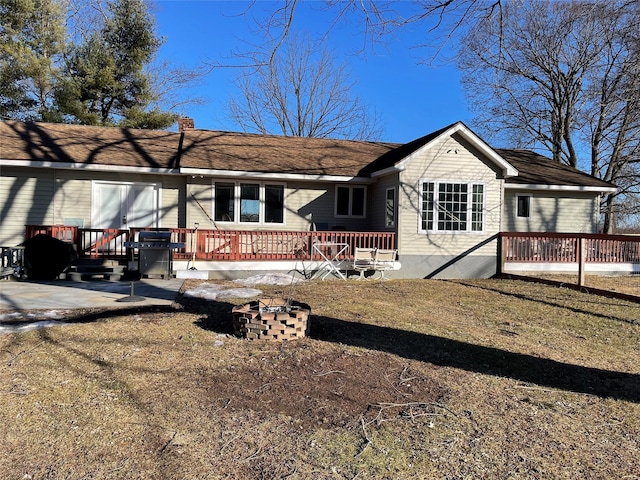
top-left (312, 242), bottom-right (350, 280)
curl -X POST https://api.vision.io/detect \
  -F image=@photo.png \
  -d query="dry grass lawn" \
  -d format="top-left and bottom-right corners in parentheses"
top-left (1, 278), bottom-right (639, 479)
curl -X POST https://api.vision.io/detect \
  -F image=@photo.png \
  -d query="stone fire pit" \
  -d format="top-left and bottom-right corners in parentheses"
top-left (232, 298), bottom-right (311, 340)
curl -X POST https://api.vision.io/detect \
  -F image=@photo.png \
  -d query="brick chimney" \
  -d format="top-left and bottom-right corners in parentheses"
top-left (178, 117), bottom-right (195, 132)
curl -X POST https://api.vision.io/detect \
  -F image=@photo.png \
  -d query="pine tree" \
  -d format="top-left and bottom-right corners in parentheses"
top-left (55, 0), bottom-right (175, 128)
top-left (0, 0), bottom-right (66, 120)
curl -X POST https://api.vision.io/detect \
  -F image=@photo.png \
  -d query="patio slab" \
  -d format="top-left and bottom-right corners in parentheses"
top-left (0, 278), bottom-right (185, 312)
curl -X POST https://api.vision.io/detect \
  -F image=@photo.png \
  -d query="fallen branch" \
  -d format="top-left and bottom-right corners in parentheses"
top-left (158, 431), bottom-right (177, 456)
top-left (4, 342), bottom-right (45, 367)
top-left (368, 401), bottom-right (457, 425)
top-left (355, 417), bottom-right (372, 458)
top-left (312, 370), bottom-right (345, 377)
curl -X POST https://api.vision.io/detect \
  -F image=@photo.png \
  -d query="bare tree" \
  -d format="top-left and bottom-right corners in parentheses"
top-left (228, 34), bottom-right (382, 140)
top-left (458, 1), bottom-right (640, 231)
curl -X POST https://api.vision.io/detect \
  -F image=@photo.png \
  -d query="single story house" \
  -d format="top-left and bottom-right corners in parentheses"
top-left (0, 119), bottom-right (616, 279)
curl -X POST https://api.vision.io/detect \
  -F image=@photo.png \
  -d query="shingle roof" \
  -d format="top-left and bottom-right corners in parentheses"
top-left (178, 129), bottom-right (398, 177)
top-left (0, 120), bottom-right (615, 190)
top-left (356, 124), bottom-right (451, 176)
top-left (496, 149), bottom-right (615, 189)
top-left (0, 120), bottom-right (180, 169)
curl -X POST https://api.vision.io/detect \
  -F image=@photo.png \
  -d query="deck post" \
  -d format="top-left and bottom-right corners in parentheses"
top-left (577, 237), bottom-right (586, 286)
top-left (496, 234), bottom-right (506, 276)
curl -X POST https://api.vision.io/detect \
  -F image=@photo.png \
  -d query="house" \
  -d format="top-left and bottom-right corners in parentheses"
top-left (0, 119), bottom-right (616, 279)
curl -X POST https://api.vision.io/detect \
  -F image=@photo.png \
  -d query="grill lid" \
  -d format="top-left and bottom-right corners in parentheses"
top-left (138, 231), bottom-right (171, 243)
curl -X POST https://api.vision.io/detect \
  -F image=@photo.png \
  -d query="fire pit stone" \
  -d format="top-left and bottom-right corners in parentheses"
top-left (232, 298), bottom-right (311, 341)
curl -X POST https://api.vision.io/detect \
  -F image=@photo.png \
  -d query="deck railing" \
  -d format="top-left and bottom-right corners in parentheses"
top-left (500, 232), bottom-right (640, 264)
top-left (25, 226), bottom-right (396, 262)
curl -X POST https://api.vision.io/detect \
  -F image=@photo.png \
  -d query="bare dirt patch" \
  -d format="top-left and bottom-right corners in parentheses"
top-left (204, 348), bottom-right (448, 429)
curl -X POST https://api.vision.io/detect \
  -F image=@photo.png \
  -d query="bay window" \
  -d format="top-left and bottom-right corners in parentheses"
top-left (420, 181), bottom-right (485, 233)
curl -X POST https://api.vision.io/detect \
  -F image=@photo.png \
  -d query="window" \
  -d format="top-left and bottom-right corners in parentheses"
top-left (385, 188), bottom-right (396, 228)
top-left (471, 185), bottom-right (484, 231)
top-left (517, 195), bottom-right (531, 218)
top-left (240, 183), bottom-right (260, 222)
top-left (265, 184), bottom-right (284, 223)
top-left (335, 185), bottom-right (366, 217)
top-left (212, 182), bottom-right (285, 224)
top-left (420, 181), bottom-right (485, 233)
top-left (214, 183), bottom-right (234, 222)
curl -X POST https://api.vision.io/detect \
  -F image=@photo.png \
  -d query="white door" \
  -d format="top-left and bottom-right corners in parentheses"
top-left (92, 182), bottom-right (159, 229)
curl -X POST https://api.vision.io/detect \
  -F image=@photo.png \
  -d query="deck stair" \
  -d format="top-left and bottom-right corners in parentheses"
top-left (63, 259), bottom-right (126, 281)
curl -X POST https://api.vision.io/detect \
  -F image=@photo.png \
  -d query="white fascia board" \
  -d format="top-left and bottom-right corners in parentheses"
top-left (180, 167), bottom-right (374, 184)
top-left (505, 183), bottom-right (618, 193)
top-left (382, 122), bottom-right (519, 177)
top-left (370, 164), bottom-right (406, 178)
top-left (451, 123), bottom-right (519, 177)
top-left (0, 159), bottom-right (176, 174)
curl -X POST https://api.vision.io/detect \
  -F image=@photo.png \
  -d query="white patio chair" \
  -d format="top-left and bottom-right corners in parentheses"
top-left (353, 247), bottom-right (376, 279)
top-left (373, 249), bottom-right (397, 280)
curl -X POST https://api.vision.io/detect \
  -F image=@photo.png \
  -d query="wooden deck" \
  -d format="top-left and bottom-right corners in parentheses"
top-left (499, 232), bottom-right (640, 264)
top-left (25, 225), bottom-right (396, 262)
top-left (498, 232), bottom-right (640, 279)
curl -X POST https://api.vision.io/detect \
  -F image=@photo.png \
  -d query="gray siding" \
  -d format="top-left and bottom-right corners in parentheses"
top-left (367, 173), bottom-right (399, 232)
top-left (0, 167), bottom-right (185, 245)
top-left (503, 190), bottom-right (599, 233)
top-left (1, 167), bottom-right (56, 245)
top-left (52, 170), bottom-right (182, 229)
top-left (397, 135), bottom-right (504, 266)
top-left (189, 179), bottom-right (372, 232)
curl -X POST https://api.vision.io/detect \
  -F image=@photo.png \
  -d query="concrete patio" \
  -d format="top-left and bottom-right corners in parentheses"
top-left (0, 278), bottom-right (184, 311)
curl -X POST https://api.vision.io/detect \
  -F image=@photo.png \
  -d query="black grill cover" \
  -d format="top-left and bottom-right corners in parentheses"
top-left (24, 234), bottom-right (77, 280)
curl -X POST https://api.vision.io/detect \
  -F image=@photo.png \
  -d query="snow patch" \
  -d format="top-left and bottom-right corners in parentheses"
top-left (0, 310), bottom-right (65, 322)
top-left (183, 283), bottom-right (262, 301)
top-left (235, 273), bottom-right (303, 286)
top-left (0, 310), bottom-right (68, 335)
top-left (0, 320), bottom-right (68, 334)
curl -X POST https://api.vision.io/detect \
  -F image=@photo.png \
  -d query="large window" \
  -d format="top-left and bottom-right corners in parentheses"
top-left (213, 182), bottom-right (285, 224)
top-left (420, 181), bottom-right (485, 232)
top-left (335, 185), bottom-right (366, 217)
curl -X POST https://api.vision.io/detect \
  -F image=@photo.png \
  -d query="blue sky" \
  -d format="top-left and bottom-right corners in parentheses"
top-left (153, 1), bottom-right (472, 143)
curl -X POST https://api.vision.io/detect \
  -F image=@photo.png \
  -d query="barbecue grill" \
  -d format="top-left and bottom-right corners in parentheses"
top-left (125, 231), bottom-right (184, 278)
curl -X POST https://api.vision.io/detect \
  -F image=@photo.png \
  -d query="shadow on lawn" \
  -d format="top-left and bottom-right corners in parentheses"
top-left (310, 314), bottom-right (640, 404)
top-left (452, 279), bottom-right (639, 325)
top-left (190, 295), bottom-right (640, 404)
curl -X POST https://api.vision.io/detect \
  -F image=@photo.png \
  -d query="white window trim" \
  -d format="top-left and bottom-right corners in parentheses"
top-left (334, 185), bottom-right (367, 218)
top-left (385, 187), bottom-right (396, 228)
top-left (418, 179), bottom-right (486, 234)
top-left (212, 181), bottom-right (286, 225)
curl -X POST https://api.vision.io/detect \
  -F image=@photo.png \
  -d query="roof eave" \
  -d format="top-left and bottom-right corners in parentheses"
top-left (0, 159), bottom-right (177, 175)
top-left (450, 123), bottom-right (519, 177)
top-left (505, 182), bottom-right (617, 193)
top-left (370, 165), bottom-right (406, 178)
top-left (180, 167), bottom-right (374, 183)
top-left (393, 122), bottom-right (519, 177)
